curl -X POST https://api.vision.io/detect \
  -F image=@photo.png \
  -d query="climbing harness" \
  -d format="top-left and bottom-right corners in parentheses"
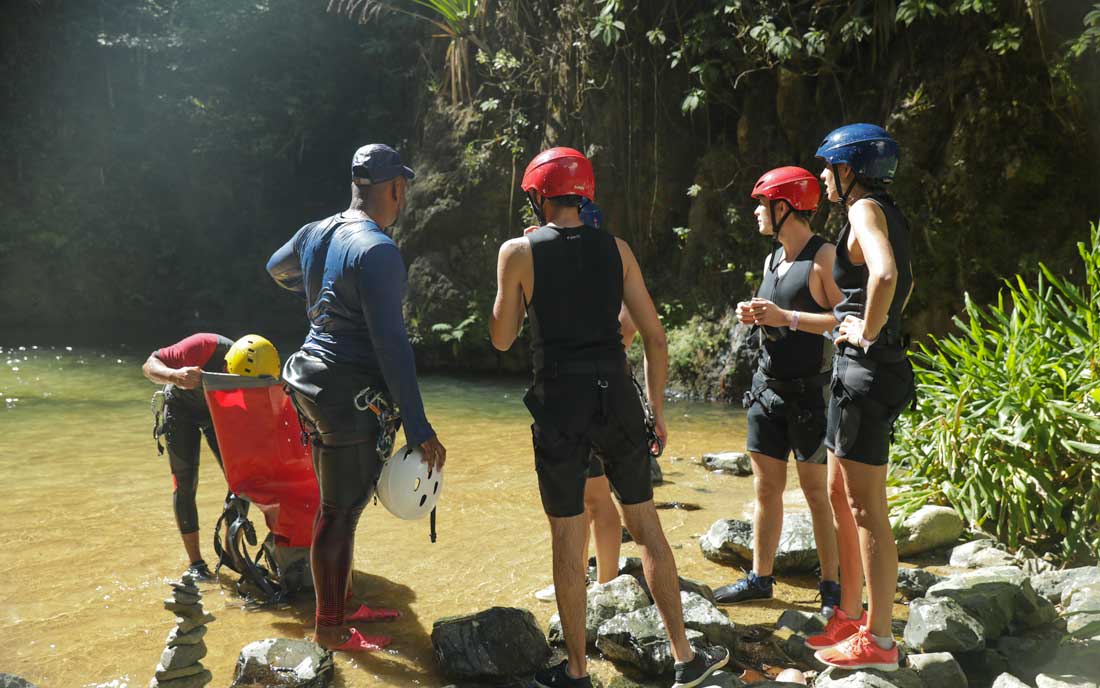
top-left (631, 375), bottom-right (664, 458)
top-left (151, 389), bottom-right (167, 455)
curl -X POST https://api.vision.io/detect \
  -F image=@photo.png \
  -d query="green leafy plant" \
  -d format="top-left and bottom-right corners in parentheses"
top-left (987, 25), bottom-right (1022, 55)
top-left (896, 0), bottom-right (946, 26)
top-left (430, 305), bottom-right (480, 356)
top-left (890, 222), bottom-right (1100, 561)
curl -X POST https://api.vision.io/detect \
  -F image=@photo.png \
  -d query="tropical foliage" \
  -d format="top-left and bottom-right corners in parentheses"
top-left (891, 223), bottom-right (1100, 562)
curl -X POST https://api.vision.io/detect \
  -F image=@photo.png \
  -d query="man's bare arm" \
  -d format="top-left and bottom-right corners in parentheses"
top-left (490, 238), bottom-right (532, 351)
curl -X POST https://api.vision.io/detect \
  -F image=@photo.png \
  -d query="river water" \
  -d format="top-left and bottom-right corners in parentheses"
top-left (0, 345), bottom-right (830, 687)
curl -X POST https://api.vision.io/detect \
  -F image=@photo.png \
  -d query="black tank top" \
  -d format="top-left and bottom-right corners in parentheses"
top-left (755, 235), bottom-right (831, 379)
top-left (832, 193), bottom-right (913, 349)
top-left (526, 225), bottom-right (625, 372)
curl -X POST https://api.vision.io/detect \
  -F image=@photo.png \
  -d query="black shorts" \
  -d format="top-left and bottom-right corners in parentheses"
top-left (162, 403), bottom-right (222, 477)
top-left (525, 372), bottom-right (652, 518)
top-left (825, 351), bottom-right (915, 466)
top-left (283, 351), bottom-right (385, 510)
top-left (744, 371), bottom-right (827, 464)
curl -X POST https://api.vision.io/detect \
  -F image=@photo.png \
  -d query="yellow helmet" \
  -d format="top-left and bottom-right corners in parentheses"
top-left (225, 335), bottom-right (281, 378)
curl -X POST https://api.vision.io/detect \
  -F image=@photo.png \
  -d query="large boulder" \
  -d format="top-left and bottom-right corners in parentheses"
top-left (996, 626), bottom-right (1065, 682)
top-left (898, 568), bottom-right (946, 601)
top-left (230, 639), bottom-right (333, 688)
top-left (431, 607), bottom-right (551, 680)
top-left (955, 649), bottom-right (1012, 688)
top-left (595, 592), bottom-right (736, 675)
top-left (701, 452), bottom-right (752, 476)
top-left (776, 609), bottom-right (826, 636)
top-left (1063, 582), bottom-right (1100, 640)
top-left (815, 667), bottom-right (923, 688)
top-left (700, 514), bottom-right (818, 573)
top-left (926, 567), bottom-right (1058, 640)
top-left (904, 596), bottom-right (986, 653)
top-left (548, 575), bottom-right (652, 645)
top-left (0, 677), bottom-right (37, 688)
top-left (895, 506), bottom-right (966, 558)
top-left (950, 540), bottom-right (1016, 569)
top-left (907, 652), bottom-right (968, 688)
top-left (1031, 567), bottom-right (1100, 605)
top-left (1035, 639), bottom-right (1100, 683)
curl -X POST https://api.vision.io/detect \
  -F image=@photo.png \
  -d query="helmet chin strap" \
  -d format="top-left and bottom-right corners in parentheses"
top-left (527, 191), bottom-right (546, 225)
top-left (832, 163), bottom-right (854, 206)
top-left (769, 199), bottom-right (794, 236)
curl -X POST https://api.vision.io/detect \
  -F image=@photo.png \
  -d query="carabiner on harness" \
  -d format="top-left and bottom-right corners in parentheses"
top-left (354, 386), bottom-right (402, 458)
top-left (631, 375), bottom-right (664, 458)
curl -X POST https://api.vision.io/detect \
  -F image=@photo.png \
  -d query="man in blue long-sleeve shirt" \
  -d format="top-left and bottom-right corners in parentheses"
top-left (267, 143), bottom-right (446, 652)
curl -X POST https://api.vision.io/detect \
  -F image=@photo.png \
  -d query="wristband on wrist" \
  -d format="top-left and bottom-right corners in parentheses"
top-left (789, 310), bottom-right (800, 332)
top-left (859, 334), bottom-right (877, 351)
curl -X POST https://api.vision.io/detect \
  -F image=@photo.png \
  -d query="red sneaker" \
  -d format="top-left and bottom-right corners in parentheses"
top-left (814, 626), bottom-right (899, 671)
top-left (804, 607), bottom-right (865, 651)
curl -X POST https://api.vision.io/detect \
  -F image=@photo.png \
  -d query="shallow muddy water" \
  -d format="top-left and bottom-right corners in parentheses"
top-left (0, 344), bottom-right (841, 687)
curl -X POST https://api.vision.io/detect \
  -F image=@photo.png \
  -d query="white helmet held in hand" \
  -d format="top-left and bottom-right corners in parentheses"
top-left (376, 445), bottom-right (442, 520)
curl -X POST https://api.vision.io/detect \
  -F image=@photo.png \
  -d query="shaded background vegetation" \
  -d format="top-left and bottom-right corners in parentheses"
top-left (2, 0), bottom-right (1099, 382)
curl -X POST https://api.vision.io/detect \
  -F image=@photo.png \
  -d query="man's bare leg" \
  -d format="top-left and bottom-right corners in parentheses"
top-left (619, 500), bottom-right (693, 663)
top-left (550, 513), bottom-right (591, 677)
top-left (182, 531), bottom-right (202, 564)
top-left (828, 452), bottom-right (864, 619)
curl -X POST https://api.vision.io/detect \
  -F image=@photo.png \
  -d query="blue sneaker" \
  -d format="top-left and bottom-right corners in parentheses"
top-left (819, 580), bottom-right (841, 614)
top-left (714, 571), bottom-right (774, 604)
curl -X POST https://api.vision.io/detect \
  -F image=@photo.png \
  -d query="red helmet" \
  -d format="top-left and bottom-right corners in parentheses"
top-left (751, 166), bottom-right (820, 211)
top-left (521, 147), bottom-right (595, 200)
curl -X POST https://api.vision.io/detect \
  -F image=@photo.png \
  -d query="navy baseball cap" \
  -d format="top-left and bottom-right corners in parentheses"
top-left (351, 144), bottom-right (416, 184)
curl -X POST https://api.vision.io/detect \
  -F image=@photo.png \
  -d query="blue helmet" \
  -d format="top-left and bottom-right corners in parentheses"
top-left (815, 123), bottom-right (899, 184)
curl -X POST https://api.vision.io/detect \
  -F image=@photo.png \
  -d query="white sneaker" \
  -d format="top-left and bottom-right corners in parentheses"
top-left (534, 583), bottom-right (556, 602)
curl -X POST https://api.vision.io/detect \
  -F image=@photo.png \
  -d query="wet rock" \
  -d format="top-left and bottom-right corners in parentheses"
top-left (907, 652), bottom-right (967, 688)
top-left (701, 452), bottom-right (752, 476)
top-left (1063, 582), bottom-right (1100, 639)
top-left (926, 567), bottom-right (1057, 640)
top-left (895, 506), bottom-right (965, 558)
top-left (159, 643), bottom-right (208, 671)
top-left (1035, 676), bottom-right (1098, 688)
top-left (898, 568), bottom-right (945, 600)
top-left (152, 669), bottom-right (213, 688)
top-left (155, 664), bottom-right (207, 682)
top-left (656, 501), bottom-right (702, 511)
top-left (815, 666), bottom-right (923, 688)
top-left (635, 576), bottom-right (717, 606)
top-left (169, 591), bottom-right (202, 605)
top-left (950, 540), bottom-right (1016, 569)
top-left (904, 596), bottom-right (986, 653)
top-left (651, 456), bottom-right (664, 484)
top-left (0, 676), bottom-right (38, 688)
top-left (166, 625), bottom-right (207, 648)
top-left (776, 609), bottom-right (826, 635)
top-left (548, 575), bottom-right (652, 645)
top-left (619, 557), bottom-right (644, 576)
top-left (432, 607), bottom-right (551, 680)
top-left (596, 616), bottom-right (705, 676)
top-left (1031, 567), bottom-right (1100, 605)
top-left (991, 674), bottom-right (1032, 688)
top-left (176, 613), bottom-right (215, 634)
top-left (164, 600), bottom-right (205, 617)
top-left (595, 592), bottom-right (735, 675)
top-left (699, 515), bottom-right (818, 573)
top-left (230, 638), bottom-right (333, 688)
top-left (955, 649), bottom-right (1011, 687)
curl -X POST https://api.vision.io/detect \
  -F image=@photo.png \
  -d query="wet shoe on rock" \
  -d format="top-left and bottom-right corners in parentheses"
top-left (814, 626), bottom-right (899, 671)
top-left (184, 559), bottom-right (215, 582)
top-left (819, 580), bottom-right (841, 615)
top-left (672, 645), bottom-right (730, 688)
top-left (713, 571), bottom-right (774, 604)
top-left (534, 660), bottom-right (592, 688)
top-left (804, 606), bottom-right (865, 651)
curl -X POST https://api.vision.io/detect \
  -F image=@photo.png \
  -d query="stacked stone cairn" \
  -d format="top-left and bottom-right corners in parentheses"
top-left (150, 573), bottom-right (214, 688)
